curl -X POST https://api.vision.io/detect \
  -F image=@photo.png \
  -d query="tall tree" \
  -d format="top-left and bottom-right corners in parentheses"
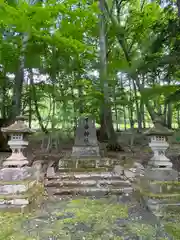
top-left (99, 0), bottom-right (119, 147)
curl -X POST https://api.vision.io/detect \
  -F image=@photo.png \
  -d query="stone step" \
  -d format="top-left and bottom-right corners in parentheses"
top-left (58, 167), bottom-right (112, 173)
top-left (47, 171), bottom-right (122, 180)
top-left (59, 158), bottom-right (119, 169)
top-left (46, 186), bottom-right (133, 196)
top-left (0, 198), bottom-right (29, 212)
top-left (0, 204), bottom-right (25, 212)
top-left (45, 179), bottom-right (130, 188)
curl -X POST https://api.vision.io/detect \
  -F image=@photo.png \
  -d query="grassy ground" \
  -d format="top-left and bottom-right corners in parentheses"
top-left (0, 196), bottom-right (171, 240)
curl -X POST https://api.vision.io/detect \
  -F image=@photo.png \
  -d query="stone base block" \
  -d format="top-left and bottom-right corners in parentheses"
top-left (144, 168), bottom-right (178, 181)
top-left (143, 197), bottom-right (180, 217)
top-left (0, 167), bottom-right (33, 181)
top-left (58, 157), bottom-right (121, 169)
top-left (0, 184), bottom-right (28, 195)
top-left (59, 156), bottom-right (101, 169)
top-left (138, 172), bottom-right (180, 217)
top-left (0, 181), bottom-right (44, 212)
top-left (0, 167), bottom-right (44, 212)
top-left (71, 146), bottom-right (100, 158)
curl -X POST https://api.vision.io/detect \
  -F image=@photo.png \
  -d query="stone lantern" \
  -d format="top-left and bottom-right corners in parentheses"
top-left (1, 115), bottom-right (34, 167)
top-left (144, 120), bottom-right (174, 169)
top-left (141, 120), bottom-right (179, 217)
top-left (0, 117), bottom-right (44, 211)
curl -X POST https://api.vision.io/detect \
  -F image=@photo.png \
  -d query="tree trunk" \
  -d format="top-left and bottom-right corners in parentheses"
top-left (167, 103), bottom-right (172, 129)
top-left (177, 108), bottom-right (180, 128)
top-left (28, 75), bottom-right (32, 128)
top-left (10, 34), bottom-right (28, 119)
top-left (99, 0), bottom-right (121, 150)
top-left (0, 118), bottom-right (13, 152)
top-left (30, 69), bottom-right (48, 134)
top-left (177, 0), bottom-right (180, 17)
top-left (123, 106), bottom-right (127, 130)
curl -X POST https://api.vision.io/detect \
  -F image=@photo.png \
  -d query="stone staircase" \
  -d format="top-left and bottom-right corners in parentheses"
top-left (45, 167), bottom-right (133, 197)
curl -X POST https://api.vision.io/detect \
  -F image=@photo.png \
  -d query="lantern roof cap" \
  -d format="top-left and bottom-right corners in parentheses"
top-left (1, 115), bottom-right (35, 134)
top-left (144, 119), bottom-right (173, 136)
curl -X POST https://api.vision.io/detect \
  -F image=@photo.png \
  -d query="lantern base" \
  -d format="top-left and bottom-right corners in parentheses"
top-left (148, 156), bottom-right (172, 169)
top-left (3, 160), bottom-right (29, 167)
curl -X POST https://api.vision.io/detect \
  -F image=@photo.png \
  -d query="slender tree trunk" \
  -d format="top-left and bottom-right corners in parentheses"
top-left (132, 79), bottom-right (142, 130)
top-left (177, 108), bottom-right (180, 128)
top-left (77, 74), bottom-right (84, 114)
top-left (140, 100), bottom-right (146, 129)
top-left (177, 0), bottom-right (180, 17)
top-left (167, 103), bottom-right (172, 129)
top-left (29, 69), bottom-right (48, 134)
top-left (167, 77), bottom-right (172, 128)
top-left (10, 34), bottom-right (28, 119)
top-left (28, 72), bottom-right (32, 128)
top-left (1, 72), bottom-right (7, 119)
top-left (51, 47), bottom-right (57, 130)
top-left (113, 79), bottom-right (119, 131)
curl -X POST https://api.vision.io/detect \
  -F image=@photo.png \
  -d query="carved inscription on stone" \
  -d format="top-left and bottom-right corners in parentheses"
top-left (74, 117), bottom-right (98, 146)
top-left (72, 117), bottom-right (100, 158)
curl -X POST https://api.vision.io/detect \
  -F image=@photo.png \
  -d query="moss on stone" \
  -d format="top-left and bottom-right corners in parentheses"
top-left (120, 157), bottom-right (134, 169)
top-left (59, 167), bottom-right (111, 172)
top-left (140, 190), bottom-right (180, 199)
top-left (0, 180), bottom-right (32, 185)
top-left (151, 181), bottom-right (180, 186)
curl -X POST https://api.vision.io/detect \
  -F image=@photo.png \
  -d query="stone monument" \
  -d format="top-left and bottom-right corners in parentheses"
top-left (139, 120), bottom-right (180, 217)
top-left (0, 116), bottom-right (43, 211)
top-left (60, 117), bottom-right (100, 168)
top-left (72, 117), bottom-right (100, 158)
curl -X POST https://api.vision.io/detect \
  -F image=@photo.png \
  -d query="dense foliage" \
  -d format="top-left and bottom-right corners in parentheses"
top-left (0, 0), bottom-right (180, 137)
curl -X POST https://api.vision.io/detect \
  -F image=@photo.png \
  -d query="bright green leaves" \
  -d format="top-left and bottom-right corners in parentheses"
top-left (0, 0), bottom-right (98, 54)
top-left (126, 1), bottom-right (162, 47)
top-left (0, 0), bottom-right (99, 79)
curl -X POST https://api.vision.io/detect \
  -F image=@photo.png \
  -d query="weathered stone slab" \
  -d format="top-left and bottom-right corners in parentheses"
top-left (0, 184), bottom-right (27, 194)
top-left (72, 146), bottom-right (100, 158)
top-left (144, 168), bottom-right (178, 181)
top-left (0, 167), bottom-right (33, 181)
top-left (0, 198), bottom-right (29, 205)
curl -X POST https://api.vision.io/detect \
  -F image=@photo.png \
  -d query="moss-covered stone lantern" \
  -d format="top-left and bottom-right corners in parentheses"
top-left (141, 120), bottom-right (179, 217)
top-left (1, 115), bottom-right (34, 167)
top-left (144, 119), bottom-right (173, 169)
